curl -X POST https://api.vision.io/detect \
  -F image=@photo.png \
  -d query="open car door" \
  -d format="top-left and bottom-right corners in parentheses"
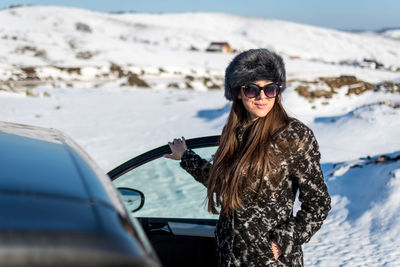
top-left (108, 136), bottom-right (220, 267)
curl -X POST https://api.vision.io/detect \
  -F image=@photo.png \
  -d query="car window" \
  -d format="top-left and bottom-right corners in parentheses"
top-left (113, 146), bottom-right (218, 219)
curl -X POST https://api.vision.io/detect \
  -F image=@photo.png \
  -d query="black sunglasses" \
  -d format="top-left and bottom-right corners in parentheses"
top-left (241, 83), bottom-right (282, 98)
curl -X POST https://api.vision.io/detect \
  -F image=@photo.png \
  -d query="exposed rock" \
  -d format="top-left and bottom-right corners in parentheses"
top-left (53, 66), bottom-right (81, 75)
top-left (208, 83), bottom-right (221, 89)
top-left (185, 82), bottom-right (193, 89)
top-left (293, 75), bottom-right (377, 99)
top-left (319, 75), bottom-right (374, 95)
top-left (295, 85), bottom-right (332, 99)
top-left (168, 83), bottom-right (179, 88)
top-left (126, 73), bottom-right (149, 88)
top-left (76, 51), bottom-right (93, 59)
top-left (350, 164), bottom-right (362, 168)
top-left (15, 46), bottom-right (47, 59)
top-left (26, 88), bottom-right (39, 97)
top-left (185, 75), bottom-right (195, 82)
top-left (34, 50), bottom-right (47, 58)
top-left (20, 67), bottom-right (39, 80)
top-left (295, 85), bottom-right (311, 98)
top-left (320, 75), bottom-right (359, 90)
top-left (75, 22), bottom-right (92, 33)
top-left (16, 45), bottom-right (34, 52)
top-left (203, 77), bottom-right (222, 89)
top-left (110, 63), bottom-right (125, 78)
top-left (376, 155), bottom-right (391, 163)
top-left (376, 81), bottom-right (400, 93)
top-left (347, 82), bottom-right (375, 95)
top-left (68, 40), bottom-right (76, 49)
top-left (373, 154), bottom-right (400, 163)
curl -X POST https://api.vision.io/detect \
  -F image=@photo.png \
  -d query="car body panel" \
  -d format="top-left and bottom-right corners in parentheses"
top-left (0, 121), bottom-right (160, 267)
top-left (0, 129), bottom-right (88, 199)
top-left (0, 193), bottom-right (98, 230)
top-left (0, 121), bottom-right (125, 214)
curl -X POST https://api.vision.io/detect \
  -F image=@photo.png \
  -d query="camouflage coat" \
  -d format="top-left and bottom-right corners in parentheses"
top-left (180, 119), bottom-right (331, 266)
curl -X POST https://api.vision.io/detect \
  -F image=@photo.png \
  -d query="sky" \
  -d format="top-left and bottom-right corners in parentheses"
top-left (1, 0), bottom-right (400, 31)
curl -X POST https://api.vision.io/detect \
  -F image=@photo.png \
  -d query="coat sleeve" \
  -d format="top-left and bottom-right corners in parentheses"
top-left (180, 149), bottom-right (212, 187)
top-left (269, 129), bottom-right (331, 257)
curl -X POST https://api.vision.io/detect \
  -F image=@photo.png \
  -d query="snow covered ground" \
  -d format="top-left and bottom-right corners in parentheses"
top-left (1, 5), bottom-right (400, 266)
top-left (2, 82), bottom-right (400, 266)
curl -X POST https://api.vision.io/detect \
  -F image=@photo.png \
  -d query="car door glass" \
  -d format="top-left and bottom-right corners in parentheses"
top-left (113, 146), bottom-right (219, 219)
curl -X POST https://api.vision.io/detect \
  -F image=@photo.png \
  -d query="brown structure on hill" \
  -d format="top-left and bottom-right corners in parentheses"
top-left (206, 42), bottom-right (231, 53)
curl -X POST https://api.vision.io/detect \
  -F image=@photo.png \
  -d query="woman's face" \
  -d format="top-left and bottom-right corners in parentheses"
top-left (238, 80), bottom-right (276, 121)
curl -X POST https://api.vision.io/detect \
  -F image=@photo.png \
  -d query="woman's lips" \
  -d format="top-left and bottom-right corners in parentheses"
top-left (255, 103), bottom-right (267, 108)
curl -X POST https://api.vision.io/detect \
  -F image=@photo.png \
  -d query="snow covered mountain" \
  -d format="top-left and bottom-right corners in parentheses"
top-left (0, 5), bottom-right (400, 69)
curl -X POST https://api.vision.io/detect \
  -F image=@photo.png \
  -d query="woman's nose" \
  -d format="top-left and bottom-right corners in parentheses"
top-left (257, 89), bottom-right (267, 99)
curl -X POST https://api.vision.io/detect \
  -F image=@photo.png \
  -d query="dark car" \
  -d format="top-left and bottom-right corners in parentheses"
top-left (0, 121), bottom-right (160, 267)
top-left (109, 136), bottom-right (220, 267)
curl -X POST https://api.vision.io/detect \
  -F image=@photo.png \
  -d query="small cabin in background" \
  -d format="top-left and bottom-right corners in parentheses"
top-left (206, 42), bottom-right (231, 53)
top-left (361, 58), bottom-right (384, 70)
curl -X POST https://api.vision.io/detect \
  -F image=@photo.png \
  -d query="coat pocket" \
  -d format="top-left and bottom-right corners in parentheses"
top-left (248, 234), bottom-right (275, 260)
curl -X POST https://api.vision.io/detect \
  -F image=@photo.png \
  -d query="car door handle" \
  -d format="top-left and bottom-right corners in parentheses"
top-left (168, 222), bottom-right (215, 238)
top-left (150, 225), bottom-right (171, 233)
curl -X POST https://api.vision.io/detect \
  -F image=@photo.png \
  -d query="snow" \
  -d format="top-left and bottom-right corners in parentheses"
top-left (1, 5), bottom-right (400, 266)
top-left (309, 153), bottom-right (400, 266)
top-left (381, 29), bottom-right (400, 40)
top-left (1, 6), bottom-right (400, 68)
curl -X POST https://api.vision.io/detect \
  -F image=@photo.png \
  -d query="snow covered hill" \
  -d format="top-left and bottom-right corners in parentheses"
top-left (0, 5), bottom-right (400, 68)
top-left (1, 5), bottom-right (400, 96)
top-left (377, 28), bottom-right (400, 40)
top-left (383, 29), bottom-right (400, 39)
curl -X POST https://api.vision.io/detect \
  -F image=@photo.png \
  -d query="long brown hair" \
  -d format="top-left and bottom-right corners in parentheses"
top-left (207, 94), bottom-right (289, 216)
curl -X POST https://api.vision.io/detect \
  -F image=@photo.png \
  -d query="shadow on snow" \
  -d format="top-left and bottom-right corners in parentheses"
top-left (321, 151), bottom-right (400, 223)
top-left (196, 103), bottom-right (231, 121)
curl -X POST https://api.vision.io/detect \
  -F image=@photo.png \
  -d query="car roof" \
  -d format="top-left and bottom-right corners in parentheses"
top-left (0, 122), bottom-right (90, 199)
top-left (0, 121), bottom-right (129, 226)
top-left (0, 121), bottom-right (124, 211)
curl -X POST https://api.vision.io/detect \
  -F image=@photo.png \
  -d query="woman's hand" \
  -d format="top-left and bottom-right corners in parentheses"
top-left (164, 137), bottom-right (187, 160)
top-left (271, 241), bottom-right (282, 260)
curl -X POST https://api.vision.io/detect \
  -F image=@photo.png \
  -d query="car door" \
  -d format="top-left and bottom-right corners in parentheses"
top-left (108, 136), bottom-right (220, 267)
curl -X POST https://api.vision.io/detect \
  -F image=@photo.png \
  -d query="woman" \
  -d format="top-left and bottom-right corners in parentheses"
top-left (164, 49), bottom-right (331, 266)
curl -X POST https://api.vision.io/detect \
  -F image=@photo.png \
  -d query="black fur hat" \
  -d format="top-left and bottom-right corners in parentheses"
top-left (224, 49), bottom-right (286, 101)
